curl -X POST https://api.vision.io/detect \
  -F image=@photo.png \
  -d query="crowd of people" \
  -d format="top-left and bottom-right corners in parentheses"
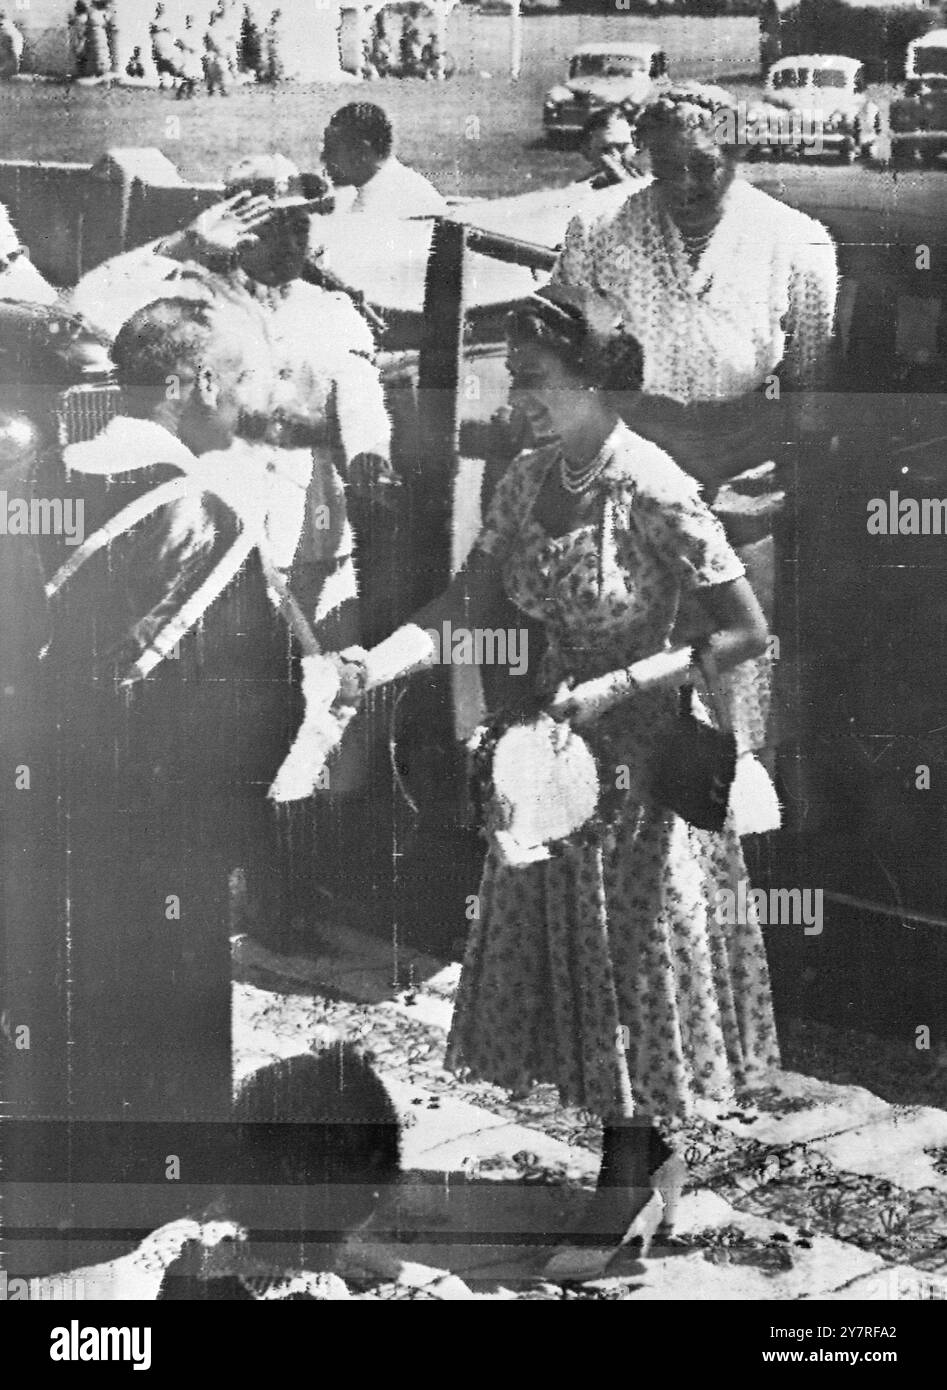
top-left (55, 0), bottom-right (451, 90)
top-left (1, 88), bottom-right (840, 1286)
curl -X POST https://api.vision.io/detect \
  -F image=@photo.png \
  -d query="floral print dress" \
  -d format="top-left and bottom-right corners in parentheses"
top-left (444, 421), bottom-right (781, 1119)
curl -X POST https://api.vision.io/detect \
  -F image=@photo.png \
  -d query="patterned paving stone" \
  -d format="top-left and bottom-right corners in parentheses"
top-left (814, 1265), bottom-right (947, 1302)
top-left (811, 1107), bottom-right (947, 1193)
top-left (231, 930), bottom-right (947, 1299)
top-left (694, 1071), bottom-right (892, 1147)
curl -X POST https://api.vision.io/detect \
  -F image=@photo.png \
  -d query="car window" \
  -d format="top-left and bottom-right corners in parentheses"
top-left (772, 68), bottom-right (799, 89)
top-left (916, 47), bottom-right (947, 77)
top-left (569, 54), bottom-right (648, 79)
top-left (814, 69), bottom-right (848, 89)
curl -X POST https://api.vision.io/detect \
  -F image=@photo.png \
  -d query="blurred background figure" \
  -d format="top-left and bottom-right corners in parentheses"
top-left (150, 2), bottom-right (177, 87)
top-left (239, 0), bottom-right (264, 80)
top-left (68, 0), bottom-right (89, 77)
top-left (203, 21), bottom-right (230, 95)
top-left (85, 0), bottom-right (113, 77)
top-left (0, 9), bottom-right (23, 80)
top-left (368, 13), bottom-right (391, 78)
top-left (262, 7), bottom-right (284, 84)
top-left (399, 4), bottom-right (423, 77)
top-left (578, 107), bottom-right (646, 191)
top-left (210, 0), bottom-right (240, 84)
top-left (124, 44), bottom-right (145, 79)
top-left (175, 13), bottom-right (203, 96)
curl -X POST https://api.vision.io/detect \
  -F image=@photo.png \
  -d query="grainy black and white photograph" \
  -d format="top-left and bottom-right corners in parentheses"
top-left (0, 0), bottom-right (945, 1345)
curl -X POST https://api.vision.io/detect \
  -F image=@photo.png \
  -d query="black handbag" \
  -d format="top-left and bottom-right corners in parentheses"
top-left (652, 647), bottom-right (737, 832)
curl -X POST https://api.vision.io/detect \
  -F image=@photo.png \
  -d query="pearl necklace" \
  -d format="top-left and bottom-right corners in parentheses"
top-left (559, 440), bottom-right (612, 494)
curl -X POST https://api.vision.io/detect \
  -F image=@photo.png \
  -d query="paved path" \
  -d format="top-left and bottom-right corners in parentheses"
top-left (224, 925), bottom-right (947, 1301)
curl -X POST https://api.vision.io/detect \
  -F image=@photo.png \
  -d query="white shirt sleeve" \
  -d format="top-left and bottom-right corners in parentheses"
top-left (783, 226), bottom-right (839, 390)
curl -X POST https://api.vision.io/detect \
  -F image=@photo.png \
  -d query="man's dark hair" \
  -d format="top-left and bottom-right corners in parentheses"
top-left (111, 297), bottom-right (218, 389)
top-left (326, 101), bottom-right (394, 158)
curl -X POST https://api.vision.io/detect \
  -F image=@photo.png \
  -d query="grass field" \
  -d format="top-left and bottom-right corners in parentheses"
top-left (0, 13), bottom-right (762, 196)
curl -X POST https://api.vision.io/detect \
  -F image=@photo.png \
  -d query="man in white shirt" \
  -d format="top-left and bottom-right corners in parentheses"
top-left (322, 101), bottom-right (447, 218)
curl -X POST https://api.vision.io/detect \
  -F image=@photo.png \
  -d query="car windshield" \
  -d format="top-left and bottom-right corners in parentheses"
top-left (569, 54), bottom-right (648, 79)
top-left (916, 48), bottom-right (947, 77)
top-left (813, 69), bottom-right (849, 89)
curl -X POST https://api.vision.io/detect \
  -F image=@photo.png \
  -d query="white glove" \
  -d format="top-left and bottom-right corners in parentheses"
top-left (345, 623), bottom-right (437, 691)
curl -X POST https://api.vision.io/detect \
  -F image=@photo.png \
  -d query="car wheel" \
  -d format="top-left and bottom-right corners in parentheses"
top-left (840, 136), bottom-right (857, 164)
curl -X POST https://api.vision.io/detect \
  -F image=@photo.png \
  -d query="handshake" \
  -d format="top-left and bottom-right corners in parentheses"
top-left (267, 649), bottom-right (370, 804)
top-left (326, 647), bottom-right (371, 709)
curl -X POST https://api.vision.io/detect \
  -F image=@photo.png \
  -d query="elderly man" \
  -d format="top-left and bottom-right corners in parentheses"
top-left (322, 102), bottom-right (447, 218)
top-left (24, 294), bottom-right (310, 1120)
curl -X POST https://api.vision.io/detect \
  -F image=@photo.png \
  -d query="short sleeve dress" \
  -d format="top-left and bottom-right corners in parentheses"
top-left (444, 421), bottom-right (780, 1119)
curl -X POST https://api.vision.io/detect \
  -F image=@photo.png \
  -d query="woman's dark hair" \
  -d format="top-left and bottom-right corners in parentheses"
top-left (637, 86), bottom-right (741, 155)
top-left (506, 294), bottom-right (644, 394)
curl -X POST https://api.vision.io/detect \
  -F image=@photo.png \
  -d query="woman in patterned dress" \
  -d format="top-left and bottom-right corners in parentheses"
top-left (335, 296), bottom-right (780, 1274)
top-left (548, 86), bottom-right (839, 788)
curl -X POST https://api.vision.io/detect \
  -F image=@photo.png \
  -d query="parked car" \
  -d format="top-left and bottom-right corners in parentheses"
top-left (746, 54), bottom-right (882, 163)
top-left (542, 41), bottom-right (668, 142)
top-left (889, 27), bottom-right (947, 166)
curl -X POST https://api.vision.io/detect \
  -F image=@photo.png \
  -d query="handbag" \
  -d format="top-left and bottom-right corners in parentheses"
top-left (652, 644), bottom-right (737, 832)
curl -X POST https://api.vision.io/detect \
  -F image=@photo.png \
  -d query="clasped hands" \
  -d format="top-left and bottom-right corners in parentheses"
top-left (323, 656), bottom-right (642, 726)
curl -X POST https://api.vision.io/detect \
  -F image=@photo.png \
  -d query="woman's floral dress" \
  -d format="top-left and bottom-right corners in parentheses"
top-left (444, 421), bottom-right (781, 1119)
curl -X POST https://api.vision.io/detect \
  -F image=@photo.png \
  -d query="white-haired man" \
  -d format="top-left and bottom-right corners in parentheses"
top-left (26, 294), bottom-right (306, 1120)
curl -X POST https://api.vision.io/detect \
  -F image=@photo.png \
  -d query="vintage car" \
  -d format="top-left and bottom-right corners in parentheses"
top-left (542, 41), bottom-right (668, 141)
top-left (746, 54), bottom-right (881, 162)
top-left (889, 27), bottom-right (947, 166)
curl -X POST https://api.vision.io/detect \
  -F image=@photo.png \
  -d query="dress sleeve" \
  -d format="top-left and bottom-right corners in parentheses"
top-left (615, 473), bottom-right (745, 592)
